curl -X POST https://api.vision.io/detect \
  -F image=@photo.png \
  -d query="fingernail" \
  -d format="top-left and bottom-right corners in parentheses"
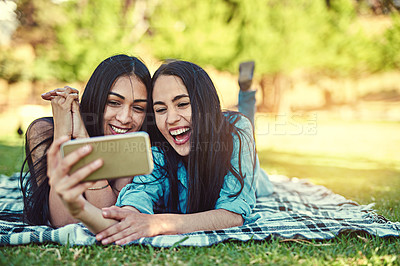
top-left (81, 145), bottom-right (91, 153)
top-left (96, 234), bottom-right (102, 240)
top-left (102, 239), bottom-right (108, 245)
top-left (93, 159), bottom-right (102, 167)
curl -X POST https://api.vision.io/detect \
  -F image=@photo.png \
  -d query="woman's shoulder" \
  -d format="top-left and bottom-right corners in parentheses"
top-left (25, 117), bottom-right (54, 150)
top-left (224, 112), bottom-right (253, 133)
top-left (26, 117), bottom-right (54, 134)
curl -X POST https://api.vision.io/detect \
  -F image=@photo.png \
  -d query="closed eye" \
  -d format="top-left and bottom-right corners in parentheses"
top-left (133, 106), bottom-right (145, 112)
top-left (107, 100), bottom-right (121, 106)
top-left (178, 102), bottom-right (190, 108)
top-left (155, 107), bottom-right (167, 113)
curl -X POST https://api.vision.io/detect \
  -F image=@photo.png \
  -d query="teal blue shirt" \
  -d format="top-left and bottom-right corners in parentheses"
top-left (116, 115), bottom-right (273, 223)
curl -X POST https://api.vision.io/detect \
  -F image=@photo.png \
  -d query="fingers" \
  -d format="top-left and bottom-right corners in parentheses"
top-left (42, 86), bottom-right (79, 100)
top-left (57, 181), bottom-right (95, 203)
top-left (115, 234), bottom-right (141, 245)
top-left (48, 143), bottom-right (95, 185)
top-left (50, 92), bottom-right (78, 106)
top-left (96, 208), bottom-right (135, 243)
top-left (101, 206), bottom-right (130, 220)
top-left (102, 227), bottom-right (140, 245)
top-left (63, 86), bottom-right (79, 94)
top-left (48, 143), bottom-right (102, 205)
top-left (47, 135), bottom-right (72, 182)
top-left (61, 92), bottom-right (79, 107)
top-left (71, 99), bottom-right (80, 112)
top-left (96, 219), bottom-right (131, 242)
top-left (97, 219), bottom-right (140, 245)
top-left (60, 145), bottom-right (96, 175)
top-left (67, 158), bottom-right (103, 184)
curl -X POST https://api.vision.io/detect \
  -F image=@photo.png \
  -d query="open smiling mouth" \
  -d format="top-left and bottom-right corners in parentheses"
top-left (110, 125), bottom-right (130, 134)
top-left (169, 127), bottom-right (191, 145)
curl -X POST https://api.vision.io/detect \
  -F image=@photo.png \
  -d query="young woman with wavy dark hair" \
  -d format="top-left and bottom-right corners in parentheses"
top-left (20, 54), bottom-right (152, 227)
top-left (45, 60), bottom-right (273, 245)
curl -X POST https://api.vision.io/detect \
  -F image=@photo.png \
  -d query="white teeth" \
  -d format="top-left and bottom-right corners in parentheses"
top-left (111, 125), bottom-right (129, 134)
top-left (170, 128), bottom-right (189, 136)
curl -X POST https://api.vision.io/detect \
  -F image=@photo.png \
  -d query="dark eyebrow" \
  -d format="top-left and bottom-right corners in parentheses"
top-left (153, 94), bottom-right (189, 106)
top-left (134, 99), bottom-right (148, 103)
top-left (109, 92), bottom-right (124, 100)
top-left (109, 92), bottom-right (147, 103)
top-left (172, 94), bottom-right (189, 102)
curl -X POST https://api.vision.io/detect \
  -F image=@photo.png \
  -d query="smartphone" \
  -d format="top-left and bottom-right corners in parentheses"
top-left (61, 132), bottom-right (153, 182)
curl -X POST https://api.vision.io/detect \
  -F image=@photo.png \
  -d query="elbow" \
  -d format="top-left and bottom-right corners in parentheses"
top-left (236, 215), bottom-right (244, 227)
top-left (228, 212), bottom-right (244, 227)
top-left (219, 209), bottom-right (245, 227)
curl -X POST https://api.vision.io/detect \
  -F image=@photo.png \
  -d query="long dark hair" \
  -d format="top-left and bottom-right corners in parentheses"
top-left (81, 55), bottom-right (151, 136)
top-left (150, 60), bottom-right (255, 214)
top-left (20, 55), bottom-right (151, 225)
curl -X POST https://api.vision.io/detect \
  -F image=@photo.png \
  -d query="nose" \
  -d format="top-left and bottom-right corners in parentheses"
top-left (166, 108), bottom-right (180, 125)
top-left (116, 105), bottom-right (133, 125)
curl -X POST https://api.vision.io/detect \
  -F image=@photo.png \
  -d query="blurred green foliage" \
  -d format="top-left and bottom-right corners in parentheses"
top-left (379, 15), bottom-right (400, 70)
top-left (146, 0), bottom-right (399, 77)
top-left (0, 49), bottom-right (31, 83)
top-left (34, 0), bottom-right (138, 81)
top-left (1, 0), bottom-right (400, 82)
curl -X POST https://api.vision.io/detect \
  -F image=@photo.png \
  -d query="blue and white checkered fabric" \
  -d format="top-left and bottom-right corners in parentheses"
top-left (0, 173), bottom-right (398, 247)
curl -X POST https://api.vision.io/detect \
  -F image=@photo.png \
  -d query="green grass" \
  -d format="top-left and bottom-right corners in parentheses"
top-left (0, 119), bottom-right (399, 265)
top-left (0, 134), bottom-right (25, 176)
top-left (0, 235), bottom-right (399, 265)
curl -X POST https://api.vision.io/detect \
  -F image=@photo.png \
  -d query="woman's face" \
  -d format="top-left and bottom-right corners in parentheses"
top-left (103, 75), bottom-right (147, 135)
top-left (153, 75), bottom-right (192, 157)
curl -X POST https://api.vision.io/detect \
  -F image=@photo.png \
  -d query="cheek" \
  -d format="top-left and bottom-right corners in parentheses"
top-left (135, 113), bottom-right (146, 127)
top-left (185, 109), bottom-right (192, 123)
top-left (103, 107), bottom-right (111, 124)
top-left (155, 115), bottom-right (167, 135)
top-left (103, 105), bottom-right (114, 118)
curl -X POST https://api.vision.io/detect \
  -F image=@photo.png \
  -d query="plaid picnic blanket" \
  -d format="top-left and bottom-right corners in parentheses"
top-left (0, 173), bottom-right (399, 247)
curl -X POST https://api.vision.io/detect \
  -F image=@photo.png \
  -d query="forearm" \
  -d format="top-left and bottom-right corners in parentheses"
top-left (49, 188), bottom-right (79, 228)
top-left (72, 101), bottom-right (89, 139)
top-left (96, 207), bottom-right (243, 245)
top-left (84, 180), bottom-right (117, 209)
top-left (156, 209), bottom-right (243, 235)
top-left (53, 120), bottom-right (72, 141)
top-left (76, 200), bottom-right (118, 234)
top-left (72, 115), bottom-right (89, 139)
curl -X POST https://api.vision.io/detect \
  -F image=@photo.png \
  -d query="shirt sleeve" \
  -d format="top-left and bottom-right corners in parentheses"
top-left (215, 115), bottom-right (257, 223)
top-left (115, 148), bottom-right (166, 214)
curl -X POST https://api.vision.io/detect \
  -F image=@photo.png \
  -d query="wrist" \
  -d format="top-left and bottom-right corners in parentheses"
top-left (73, 128), bottom-right (89, 139)
top-left (69, 200), bottom-right (87, 219)
top-left (85, 180), bottom-right (110, 193)
top-left (54, 126), bottom-right (72, 140)
top-left (87, 183), bottom-right (109, 190)
top-left (157, 214), bottom-right (181, 235)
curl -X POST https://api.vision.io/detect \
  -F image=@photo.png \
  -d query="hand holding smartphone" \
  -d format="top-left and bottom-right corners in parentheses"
top-left (61, 132), bottom-right (153, 182)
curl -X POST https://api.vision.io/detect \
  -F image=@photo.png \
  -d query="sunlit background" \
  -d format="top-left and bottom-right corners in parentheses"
top-left (0, 0), bottom-right (399, 201)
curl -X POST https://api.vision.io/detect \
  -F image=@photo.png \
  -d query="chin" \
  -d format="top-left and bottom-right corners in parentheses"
top-left (174, 146), bottom-right (190, 157)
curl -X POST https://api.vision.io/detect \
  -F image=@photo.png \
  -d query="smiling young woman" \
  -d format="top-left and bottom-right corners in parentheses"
top-left (103, 75), bottom-right (148, 136)
top-left (20, 55), bottom-right (151, 227)
top-left (152, 75), bottom-right (192, 157)
top-left (43, 60), bottom-right (274, 245)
